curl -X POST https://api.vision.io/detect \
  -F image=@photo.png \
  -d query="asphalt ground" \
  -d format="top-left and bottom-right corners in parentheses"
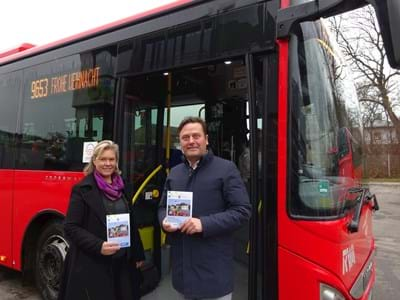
top-left (369, 183), bottom-right (400, 300)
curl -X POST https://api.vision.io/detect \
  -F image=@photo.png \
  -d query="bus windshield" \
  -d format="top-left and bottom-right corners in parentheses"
top-left (288, 19), bottom-right (363, 219)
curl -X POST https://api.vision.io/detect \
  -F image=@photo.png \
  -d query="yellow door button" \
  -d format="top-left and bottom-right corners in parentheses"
top-left (152, 189), bottom-right (160, 198)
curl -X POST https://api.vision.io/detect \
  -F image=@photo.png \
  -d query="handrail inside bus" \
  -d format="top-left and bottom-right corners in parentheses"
top-left (247, 199), bottom-right (263, 254)
top-left (131, 164), bottom-right (163, 205)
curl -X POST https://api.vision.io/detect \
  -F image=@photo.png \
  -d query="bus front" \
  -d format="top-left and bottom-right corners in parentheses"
top-left (278, 13), bottom-right (377, 300)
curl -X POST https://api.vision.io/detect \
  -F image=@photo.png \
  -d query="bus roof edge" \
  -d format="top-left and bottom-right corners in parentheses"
top-left (0, 43), bottom-right (36, 59)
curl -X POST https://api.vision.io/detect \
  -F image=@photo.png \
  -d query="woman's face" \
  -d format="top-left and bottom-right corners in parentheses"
top-left (93, 149), bottom-right (117, 182)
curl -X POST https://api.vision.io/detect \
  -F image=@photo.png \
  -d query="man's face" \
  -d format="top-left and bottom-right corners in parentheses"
top-left (179, 122), bottom-right (208, 163)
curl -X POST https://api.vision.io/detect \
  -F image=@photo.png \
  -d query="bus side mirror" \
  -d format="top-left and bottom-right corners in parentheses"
top-left (367, 0), bottom-right (400, 69)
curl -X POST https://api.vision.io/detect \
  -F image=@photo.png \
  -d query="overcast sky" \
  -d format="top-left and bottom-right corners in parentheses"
top-left (0, 0), bottom-right (177, 53)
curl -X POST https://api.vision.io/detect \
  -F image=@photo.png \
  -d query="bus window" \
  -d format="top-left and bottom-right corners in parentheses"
top-left (0, 72), bottom-right (20, 169)
top-left (121, 85), bottom-right (161, 192)
top-left (289, 20), bottom-right (363, 218)
top-left (16, 49), bottom-right (116, 171)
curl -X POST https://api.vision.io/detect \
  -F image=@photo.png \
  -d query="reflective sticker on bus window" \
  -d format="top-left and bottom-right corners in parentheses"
top-left (82, 142), bottom-right (98, 163)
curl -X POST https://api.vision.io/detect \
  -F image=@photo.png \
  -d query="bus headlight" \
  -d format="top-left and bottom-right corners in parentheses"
top-left (320, 283), bottom-right (345, 300)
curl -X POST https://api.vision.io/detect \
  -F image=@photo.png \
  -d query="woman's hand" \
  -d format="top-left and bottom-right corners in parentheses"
top-left (101, 241), bottom-right (120, 255)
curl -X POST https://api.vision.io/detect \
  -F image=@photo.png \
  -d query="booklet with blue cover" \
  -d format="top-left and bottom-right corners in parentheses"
top-left (166, 191), bottom-right (193, 228)
top-left (106, 213), bottom-right (130, 248)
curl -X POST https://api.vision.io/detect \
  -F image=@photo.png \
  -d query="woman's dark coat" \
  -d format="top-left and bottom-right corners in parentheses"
top-left (158, 151), bottom-right (251, 299)
top-left (58, 174), bottom-right (145, 300)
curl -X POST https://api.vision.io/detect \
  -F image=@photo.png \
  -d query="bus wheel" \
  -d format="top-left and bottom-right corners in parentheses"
top-left (35, 221), bottom-right (69, 300)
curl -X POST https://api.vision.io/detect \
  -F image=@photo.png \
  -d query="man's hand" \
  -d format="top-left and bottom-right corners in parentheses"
top-left (162, 218), bottom-right (179, 233)
top-left (101, 242), bottom-right (120, 255)
top-left (180, 218), bottom-right (202, 235)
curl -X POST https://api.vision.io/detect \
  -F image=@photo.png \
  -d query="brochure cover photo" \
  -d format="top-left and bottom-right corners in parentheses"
top-left (166, 191), bottom-right (193, 228)
top-left (106, 213), bottom-right (130, 248)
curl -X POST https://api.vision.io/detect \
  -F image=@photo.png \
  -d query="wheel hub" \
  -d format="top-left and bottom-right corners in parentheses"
top-left (38, 236), bottom-right (68, 289)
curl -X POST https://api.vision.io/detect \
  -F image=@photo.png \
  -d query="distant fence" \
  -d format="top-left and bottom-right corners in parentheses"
top-left (363, 144), bottom-right (400, 178)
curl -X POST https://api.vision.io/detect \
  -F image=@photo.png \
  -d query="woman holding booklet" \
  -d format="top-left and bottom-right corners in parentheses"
top-left (58, 140), bottom-right (145, 300)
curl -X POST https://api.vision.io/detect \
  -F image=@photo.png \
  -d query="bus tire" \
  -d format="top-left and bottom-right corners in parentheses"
top-left (35, 220), bottom-right (69, 300)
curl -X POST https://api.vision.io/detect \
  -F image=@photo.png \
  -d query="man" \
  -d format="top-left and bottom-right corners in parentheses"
top-left (158, 116), bottom-right (251, 300)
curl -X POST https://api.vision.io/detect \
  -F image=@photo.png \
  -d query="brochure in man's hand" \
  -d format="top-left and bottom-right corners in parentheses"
top-left (166, 191), bottom-right (193, 228)
top-left (106, 213), bottom-right (130, 248)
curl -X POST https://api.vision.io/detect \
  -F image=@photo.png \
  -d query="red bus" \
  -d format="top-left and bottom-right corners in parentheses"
top-left (0, 1), bottom-right (398, 299)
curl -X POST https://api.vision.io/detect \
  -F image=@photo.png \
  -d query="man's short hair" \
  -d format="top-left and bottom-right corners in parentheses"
top-left (178, 117), bottom-right (208, 136)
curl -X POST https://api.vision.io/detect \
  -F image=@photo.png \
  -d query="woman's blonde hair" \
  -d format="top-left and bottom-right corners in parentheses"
top-left (83, 140), bottom-right (121, 175)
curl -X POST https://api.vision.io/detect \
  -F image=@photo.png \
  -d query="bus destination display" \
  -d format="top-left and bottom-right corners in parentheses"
top-left (31, 67), bottom-right (100, 99)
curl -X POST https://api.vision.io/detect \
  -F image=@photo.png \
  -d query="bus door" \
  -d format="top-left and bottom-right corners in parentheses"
top-left (118, 75), bottom-right (166, 294)
top-left (118, 56), bottom-right (269, 299)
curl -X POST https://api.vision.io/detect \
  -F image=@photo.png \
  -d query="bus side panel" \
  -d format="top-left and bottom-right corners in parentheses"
top-left (279, 205), bottom-right (375, 290)
top-left (11, 170), bottom-right (82, 270)
top-left (279, 246), bottom-right (352, 299)
top-left (0, 170), bottom-right (14, 268)
top-left (279, 245), bottom-right (376, 300)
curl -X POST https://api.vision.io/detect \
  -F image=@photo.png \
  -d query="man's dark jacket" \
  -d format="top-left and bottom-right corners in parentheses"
top-left (158, 151), bottom-right (251, 298)
top-left (58, 174), bottom-right (145, 300)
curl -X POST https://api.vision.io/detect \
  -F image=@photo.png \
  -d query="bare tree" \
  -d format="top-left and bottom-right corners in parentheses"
top-left (329, 5), bottom-right (400, 139)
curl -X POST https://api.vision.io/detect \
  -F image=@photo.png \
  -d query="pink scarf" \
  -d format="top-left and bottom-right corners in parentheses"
top-left (94, 170), bottom-right (124, 201)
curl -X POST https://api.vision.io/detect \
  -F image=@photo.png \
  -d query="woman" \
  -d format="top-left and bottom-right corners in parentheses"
top-left (58, 140), bottom-right (145, 300)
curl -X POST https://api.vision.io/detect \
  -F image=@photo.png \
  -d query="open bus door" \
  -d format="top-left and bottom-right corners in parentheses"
top-left (117, 75), bottom-right (165, 294)
top-left (117, 55), bottom-right (273, 298)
